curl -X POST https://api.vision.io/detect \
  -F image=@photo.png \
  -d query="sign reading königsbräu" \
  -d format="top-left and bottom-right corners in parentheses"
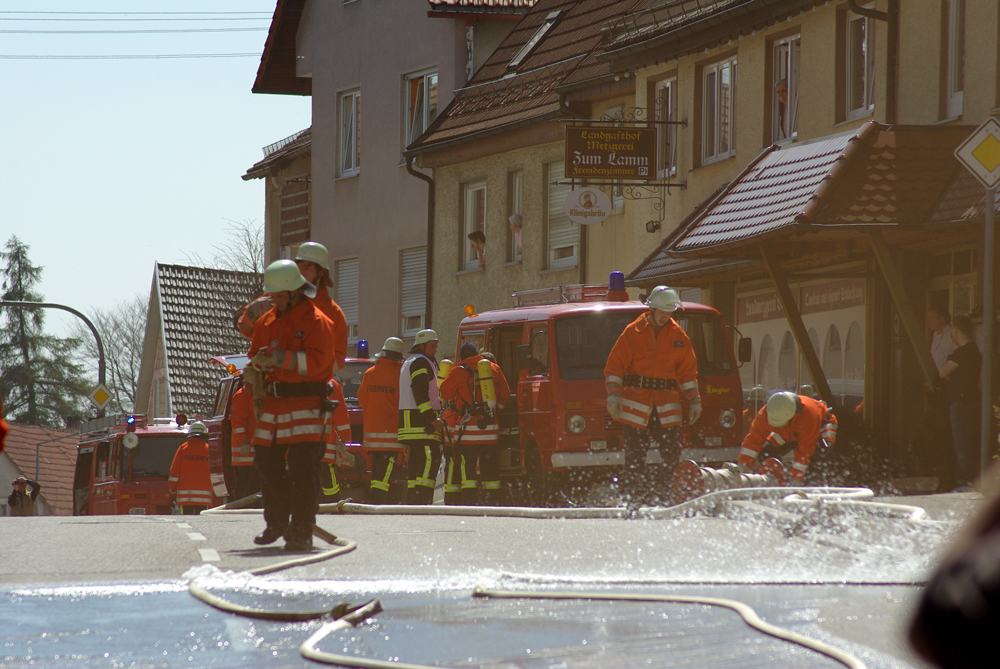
top-left (565, 126), bottom-right (657, 180)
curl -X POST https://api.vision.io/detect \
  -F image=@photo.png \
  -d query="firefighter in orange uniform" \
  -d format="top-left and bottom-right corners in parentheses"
top-left (167, 421), bottom-right (215, 514)
top-left (439, 342), bottom-right (511, 506)
top-left (319, 378), bottom-right (353, 502)
top-left (604, 286), bottom-right (701, 508)
top-left (248, 259), bottom-right (336, 553)
top-left (237, 241), bottom-right (348, 374)
top-left (739, 391), bottom-right (838, 484)
top-left (357, 337), bottom-right (406, 504)
top-left (229, 376), bottom-right (260, 500)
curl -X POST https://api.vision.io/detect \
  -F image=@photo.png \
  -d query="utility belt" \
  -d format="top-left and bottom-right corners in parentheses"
top-left (267, 381), bottom-right (331, 399)
top-left (623, 374), bottom-right (677, 391)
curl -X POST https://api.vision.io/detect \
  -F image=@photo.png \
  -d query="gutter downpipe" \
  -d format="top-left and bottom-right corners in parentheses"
top-left (848, 0), bottom-right (897, 124)
top-left (405, 155), bottom-right (436, 329)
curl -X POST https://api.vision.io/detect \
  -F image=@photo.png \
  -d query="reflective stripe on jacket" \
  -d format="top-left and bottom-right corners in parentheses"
top-left (168, 438), bottom-right (214, 506)
top-left (249, 298), bottom-right (336, 447)
top-left (321, 379), bottom-right (353, 464)
top-left (738, 395), bottom-right (838, 482)
top-left (439, 355), bottom-right (511, 446)
top-left (604, 312), bottom-right (699, 429)
top-left (357, 356), bottom-right (403, 451)
top-left (398, 353), bottom-right (440, 443)
top-left (230, 386), bottom-right (256, 466)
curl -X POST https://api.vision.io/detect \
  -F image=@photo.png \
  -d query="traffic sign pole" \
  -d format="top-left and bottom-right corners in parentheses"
top-left (983, 188), bottom-right (995, 476)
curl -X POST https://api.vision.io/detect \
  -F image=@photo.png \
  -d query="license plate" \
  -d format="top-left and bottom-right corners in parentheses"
top-left (705, 437), bottom-right (722, 447)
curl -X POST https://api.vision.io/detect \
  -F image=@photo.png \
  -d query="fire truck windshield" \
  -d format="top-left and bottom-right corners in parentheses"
top-left (126, 435), bottom-right (187, 478)
top-left (555, 310), bottom-right (734, 381)
top-left (334, 360), bottom-right (375, 405)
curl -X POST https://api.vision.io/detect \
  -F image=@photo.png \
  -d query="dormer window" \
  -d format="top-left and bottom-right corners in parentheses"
top-left (508, 11), bottom-right (561, 71)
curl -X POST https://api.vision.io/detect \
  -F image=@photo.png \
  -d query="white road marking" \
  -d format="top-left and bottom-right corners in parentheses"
top-left (198, 548), bottom-right (221, 562)
top-left (186, 532), bottom-right (207, 541)
top-left (175, 523), bottom-right (192, 528)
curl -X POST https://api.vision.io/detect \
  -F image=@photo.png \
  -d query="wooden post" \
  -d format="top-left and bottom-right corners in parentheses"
top-left (867, 230), bottom-right (938, 385)
top-left (759, 246), bottom-right (836, 408)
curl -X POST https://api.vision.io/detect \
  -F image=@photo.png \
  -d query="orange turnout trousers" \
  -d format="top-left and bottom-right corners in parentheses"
top-left (358, 357), bottom-right (405, 502)
top-left (168, 437), bottom-right (214, 509)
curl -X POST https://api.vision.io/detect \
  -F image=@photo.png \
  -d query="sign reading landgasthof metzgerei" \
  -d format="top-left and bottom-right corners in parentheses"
top-left (565, 126), bottom-right (657, 180)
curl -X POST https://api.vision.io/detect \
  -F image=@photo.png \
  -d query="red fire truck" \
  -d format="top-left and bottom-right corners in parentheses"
top-left (72, 413), bottom-right (225, 515)
top-left (454, 275), bottom-right (749, 504)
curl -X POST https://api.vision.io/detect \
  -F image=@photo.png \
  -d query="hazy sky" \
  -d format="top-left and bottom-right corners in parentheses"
top-left (1, 2), bottom-right (310, 337)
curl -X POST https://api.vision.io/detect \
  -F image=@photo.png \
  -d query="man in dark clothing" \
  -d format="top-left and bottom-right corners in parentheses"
top-left (8, 477), bottom-right (40, 516)
top-left (939, 314), bottom-right (982, 488)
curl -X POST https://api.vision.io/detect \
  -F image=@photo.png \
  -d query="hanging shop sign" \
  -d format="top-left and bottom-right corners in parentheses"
top-left (563, 187), bottom-right (612, 225)
top-left (565, 126), bottom-right (658, 180)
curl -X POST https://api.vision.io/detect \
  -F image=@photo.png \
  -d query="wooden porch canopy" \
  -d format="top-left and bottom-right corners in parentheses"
top-left (627, 121), bottom-right (975, 408)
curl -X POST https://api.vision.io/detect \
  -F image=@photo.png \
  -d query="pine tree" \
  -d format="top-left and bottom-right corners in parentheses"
top-left (0, 235), bottom-right (89, 427)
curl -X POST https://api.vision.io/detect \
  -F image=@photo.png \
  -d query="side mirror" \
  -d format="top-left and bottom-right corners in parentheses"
top-left (738, 337), bottom-right (753, 363)
top-left (516, 345), bottom-right (531, 372)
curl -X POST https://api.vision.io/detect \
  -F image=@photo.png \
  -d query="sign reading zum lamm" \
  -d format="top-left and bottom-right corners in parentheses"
top-left (565, 126), bottom-right (657, 180)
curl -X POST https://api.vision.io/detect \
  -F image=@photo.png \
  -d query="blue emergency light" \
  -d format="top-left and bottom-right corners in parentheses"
top-left (609, 271), bottom-right (625, 291)
top-left (356, 339), bottom-right (369, 359)
top-left (126, 415), bottom-right (137, 433)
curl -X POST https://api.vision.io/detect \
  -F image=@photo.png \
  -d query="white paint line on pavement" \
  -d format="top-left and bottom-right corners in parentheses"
top-left (176, 523), bottom-right (192, 529)
top-left (198, 548), bottom-right (221, 562)
top-left (186, 532), bottom-right (207, 541)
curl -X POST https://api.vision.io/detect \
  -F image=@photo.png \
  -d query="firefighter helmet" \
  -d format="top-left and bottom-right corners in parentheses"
top-left (798, 384), bottom-right (815, 397)
top-left (766, 392), bottom-right (798, 427)
top-left (188, 421), bottom-right (208, 436)
top-left (263, 260), bottom-right (317, 298)
top-left (295, 241), bottom-right (330, 270)
top-left (748, 385), bottom-right (768, 403)
top-left (381, 337), bottom-right (404, 356)
top-left (645, 285), bottom-right (681, 312)
top-left (414, 329), bottom-right (438, 346)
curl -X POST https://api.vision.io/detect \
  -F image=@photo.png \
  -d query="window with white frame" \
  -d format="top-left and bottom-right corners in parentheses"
top-left (546, 162), bottom-right (578, 269)
top-left (655, 77), bottom-right (678, 178)
top-left (404, 70), bottom-right (438, 148)
top-left (462, 181), bottom-right (487, 271)
top-left (335, 258), bottom-right (359, 342)
top-left (702, 55), bottom-right (737, 164)
top-left (339, 90), bottom-right (360, 176)
top-left (772, 35), bottom-right (800, 142)
top-left (400, 247), bottom-right (426, 337)
top-left (507, 170), bottom-right (523, 263)
top-left (944, 0), bottom-right (964, 118)
top-left (845, 10), bottom-right (875, 120)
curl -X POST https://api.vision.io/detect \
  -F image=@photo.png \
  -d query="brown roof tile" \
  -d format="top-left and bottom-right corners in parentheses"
top-left (3, 424), bottom-right (78, 516)
top-left (243, 127), bottom-right (311, 180)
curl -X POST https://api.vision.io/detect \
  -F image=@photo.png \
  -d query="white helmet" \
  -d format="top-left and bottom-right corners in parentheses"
top-left (748, 385), bottom-right (768, 403)
top-left (766, 391), bottom-right (798, 427)
top-left (295, 241), bottom-right (330, 270)
top-left (645, 285), bottom-right (681, 312)
top-left (188, 421), bottom-right (208, 436)
top-left (413, 329), bottom-right (438, 346)
top-left (381, 337), bottom-right (404, 355)
top-left (263, 259), bottom-right (317, 298)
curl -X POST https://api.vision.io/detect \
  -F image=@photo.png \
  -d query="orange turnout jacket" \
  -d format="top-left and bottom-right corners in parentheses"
top-left (439, 356), bottom-right (511, 446)
top-left (321, 380), bottom-right (353, 464)
top-left (739, 395), bottom-right (838, 482)
top-left (230, 386), bottom-right (256, 467)
top-left (249, 297), bottom-right (337, 447)
top-left (357, 356), bottom-right (404, 451)
top-left (604, 312), bottom-right (700, 429)
top-left (168, 437), bottom-right (215, 507)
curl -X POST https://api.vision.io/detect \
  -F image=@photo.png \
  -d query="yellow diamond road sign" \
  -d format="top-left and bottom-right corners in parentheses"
top-left (88, 384), bottom-right (114, 410)
top-left (955, 118), bottom-right (1000, 190)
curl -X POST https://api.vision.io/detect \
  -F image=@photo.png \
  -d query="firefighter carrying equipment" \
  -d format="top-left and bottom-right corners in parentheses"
top-left (398, 351), bottom-right (441, 443)
top-left (231, 386), bottom-right (257, 465)
top-left (263, 259), bottom-right (318, 299)
top-left (477, 358), bottom-right (497, 410)
top-left (357, 354), bottom-right (404, 451)
top-left (440, 355), bottom-right (511, 445)
top-left (168, 435), bottom-right (215, 508)
top-left (295, 241), bottom-right (330, 270)
top-left (645, 285), bottom-right (681, 312)
top-left (413, 329), bottom-right (439, 346)
top-left (604, 312), bottom-right (701, 430)
top-left (437, 358), bottom-right (454, 387)
top-left (766, 391), bottom-right (798, 427)
top-left (739, 394), bottom-right (838, 483)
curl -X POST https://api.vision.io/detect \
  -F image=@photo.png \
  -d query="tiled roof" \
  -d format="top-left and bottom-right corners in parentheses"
top-left (253, 0), bottom-right (310, 96)
top-left (629, 123), bottom-right (976, 282)
top-left (3, 423), bottom-right (78, 516)
top-left (243, 127), bottom-right (312, 181)
top-left (428, 0), bottom-right (535, 14)
top-left (408, 0), bottom-right (643, 153)
top-left (925, 162), bottom-right (1000, 226)
top-left (154, 264), bottom-right (261, 415)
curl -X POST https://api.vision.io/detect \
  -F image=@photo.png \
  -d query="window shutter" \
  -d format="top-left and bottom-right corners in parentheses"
top-left (280, 176), bottom-right (310, 246)
top-left (400, 247), bottom-right (426, 335)
top-left (336, 258), bottom-right (359, 341)
top-left (547, 162), bottom-right (577, 265)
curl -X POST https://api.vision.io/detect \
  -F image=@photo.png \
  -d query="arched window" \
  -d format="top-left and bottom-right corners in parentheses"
top-left (802, 328), bottom-right (819, 385)
top-left (758, 334), bottom-right (776, 391)
top-left (823, 324), bottom-right (843, 388)
top-left (778, 331), bottom-right (797, 390)
top-left (844, 321), bottom-right (864, 379)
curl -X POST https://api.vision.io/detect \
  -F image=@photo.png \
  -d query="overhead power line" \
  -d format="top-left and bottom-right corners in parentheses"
top-left (0, 27), bottom-right (267, 34)
top-left (0, 11), bottom-right (271, 15)
top-left (0, 17), bottom-right (270, 22)
top-left (0, 53), bottom-right (260, 60)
